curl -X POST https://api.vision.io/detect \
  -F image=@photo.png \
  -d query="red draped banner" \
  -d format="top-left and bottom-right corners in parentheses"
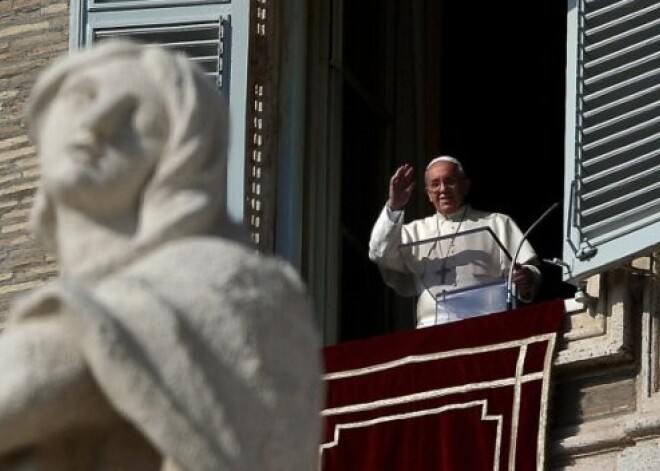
top-left (320, 299), bottom-right (565, 471)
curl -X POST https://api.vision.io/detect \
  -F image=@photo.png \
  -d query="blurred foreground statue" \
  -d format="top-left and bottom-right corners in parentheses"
top-left (0, 40), bottom-right (322, 470)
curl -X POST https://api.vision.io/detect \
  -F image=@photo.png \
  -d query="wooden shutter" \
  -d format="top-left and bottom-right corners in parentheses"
top-left (93, 21), bottom-right (229, 90)
top-left (564, 0), bottom-right (660, 283)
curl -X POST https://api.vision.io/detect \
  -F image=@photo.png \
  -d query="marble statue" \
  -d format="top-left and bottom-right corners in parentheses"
top-left (0, 40), bottom-right (323, 470)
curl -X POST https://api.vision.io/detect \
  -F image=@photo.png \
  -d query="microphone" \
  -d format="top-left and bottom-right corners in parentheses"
top-left (506, 200), bottom-right (561, 310)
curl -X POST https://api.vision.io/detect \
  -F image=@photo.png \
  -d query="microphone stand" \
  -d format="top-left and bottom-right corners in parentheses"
top-left (506, 201), bottom-right (561, 311)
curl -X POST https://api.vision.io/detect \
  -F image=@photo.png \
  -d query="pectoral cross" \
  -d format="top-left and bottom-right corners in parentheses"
top-left (436, 264), bottom-right (451, 284)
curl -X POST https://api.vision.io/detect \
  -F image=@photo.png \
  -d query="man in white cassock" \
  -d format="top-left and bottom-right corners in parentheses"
top-left (369, 156), bottom-right (541, 328)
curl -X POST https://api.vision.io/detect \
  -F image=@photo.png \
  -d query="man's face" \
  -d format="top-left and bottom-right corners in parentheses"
top-left (425, 161), bottom-right (470, 215)
top-left (38, 58), bottom-right (166, 215)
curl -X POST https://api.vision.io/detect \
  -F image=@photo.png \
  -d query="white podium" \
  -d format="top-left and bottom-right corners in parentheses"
top-left (398, 226), bottom-right (514, 326)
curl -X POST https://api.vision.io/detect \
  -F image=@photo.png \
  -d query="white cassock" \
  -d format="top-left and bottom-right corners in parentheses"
top-left (368, 204), bottom-right (541, 327)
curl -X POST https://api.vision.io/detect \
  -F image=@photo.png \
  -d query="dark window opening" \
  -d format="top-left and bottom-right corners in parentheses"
top-left (338, 1), bottom-right (574, 343)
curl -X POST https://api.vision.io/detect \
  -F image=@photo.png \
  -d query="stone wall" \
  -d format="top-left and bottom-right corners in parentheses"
top-left (548, 261), bottom-right (660, 469)
top-left (0, 0), bottom-right (67, 319)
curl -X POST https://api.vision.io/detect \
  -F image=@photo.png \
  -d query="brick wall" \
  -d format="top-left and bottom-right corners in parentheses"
top-left (0, 0), bottom-right (68, 319)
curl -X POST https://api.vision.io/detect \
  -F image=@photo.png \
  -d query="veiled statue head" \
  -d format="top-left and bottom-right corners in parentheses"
top-left (26, 39), bottom-right (235, 259)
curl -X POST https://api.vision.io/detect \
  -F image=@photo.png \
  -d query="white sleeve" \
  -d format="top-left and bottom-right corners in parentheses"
top-left (368, 205), bottom-right (404, 265)
top-left (368, 205), bottom-right (418, 297)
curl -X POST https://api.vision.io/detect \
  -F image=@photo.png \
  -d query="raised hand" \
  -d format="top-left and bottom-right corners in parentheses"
top-left (387, 164), bottom-right (415, 211)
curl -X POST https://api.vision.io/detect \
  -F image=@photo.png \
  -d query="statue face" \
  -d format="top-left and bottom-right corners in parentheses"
top-left (38, 57), bottom-right (167, 215)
